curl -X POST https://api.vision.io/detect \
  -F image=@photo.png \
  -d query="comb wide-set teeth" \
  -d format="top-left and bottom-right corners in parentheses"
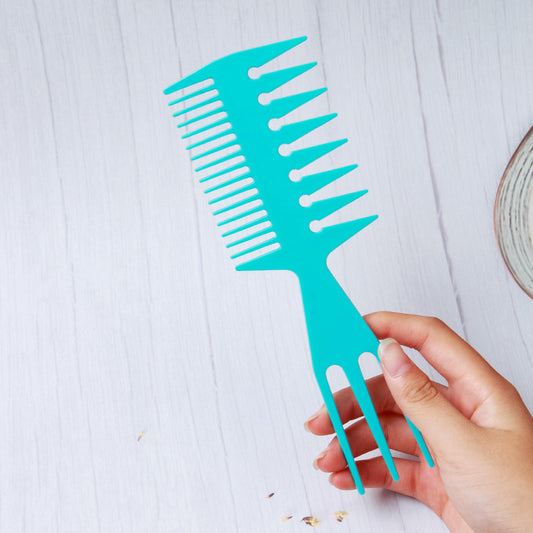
top-left (266, 88), bottom-right (327, 119)
top-left (275, 114), bottom-right (337, 145)
top-left (286, 139), bottom-right (348, 171)
top-left (296, 164), bottom-right (358, 195)
top-left (305, 190), bottom-right (368, 222)
top-left (255, 62), bottom-right (317, 93)
top-left (317, 215), bottom-right (378, 253)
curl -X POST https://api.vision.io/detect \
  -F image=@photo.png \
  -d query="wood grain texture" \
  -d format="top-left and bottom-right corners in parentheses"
top-left (0, 0), bottom-right (532, 531)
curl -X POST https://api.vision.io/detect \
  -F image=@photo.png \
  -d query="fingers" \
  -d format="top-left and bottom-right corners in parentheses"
top-left (305, 375), bottom-right (449, 436)
top-left (314, 412), bottom-right (419, 473)
top-left (330, 457), bottom-right (452, 525)
top-left (329, 457), bottom-right (419, 498)
top-left (379, 338), bottom-right (472, 454)
top-left (305, 375), bottom-right (399, 435)
top-left (364, 312), bottom-right (502, 390)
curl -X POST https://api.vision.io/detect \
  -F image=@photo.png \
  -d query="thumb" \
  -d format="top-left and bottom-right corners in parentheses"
top-left (378, 338), bottom-right (472, 455)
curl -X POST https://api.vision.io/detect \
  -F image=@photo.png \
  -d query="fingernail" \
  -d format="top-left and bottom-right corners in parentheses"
top-left (304, 406), bottom-right (324, 432)
top-left (379, 338), bottom-right (411, 377)
top-left (313, 451), bottom-right (326, 470)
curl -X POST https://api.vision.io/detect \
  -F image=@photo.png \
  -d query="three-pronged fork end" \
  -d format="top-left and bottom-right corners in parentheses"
top-left (314, 364), bottom-right (400, 494)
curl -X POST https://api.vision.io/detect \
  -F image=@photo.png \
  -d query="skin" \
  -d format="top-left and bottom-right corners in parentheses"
top-left (305, 312), bottom-right (533, 533)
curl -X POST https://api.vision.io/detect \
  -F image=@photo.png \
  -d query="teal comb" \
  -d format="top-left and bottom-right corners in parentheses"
top-left (164, 36), bottom-right (434, 494)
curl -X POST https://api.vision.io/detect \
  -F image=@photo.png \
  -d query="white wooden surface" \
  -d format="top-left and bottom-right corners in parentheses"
top-left (1, 1), bottom-right (532, 531)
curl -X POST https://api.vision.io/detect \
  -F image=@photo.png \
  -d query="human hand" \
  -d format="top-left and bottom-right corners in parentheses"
top-left (304, 312), bottom-right (533, 533)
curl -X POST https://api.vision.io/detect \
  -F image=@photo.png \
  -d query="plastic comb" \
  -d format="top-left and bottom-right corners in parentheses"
top-left (164, 36), bottom-right (434, 494)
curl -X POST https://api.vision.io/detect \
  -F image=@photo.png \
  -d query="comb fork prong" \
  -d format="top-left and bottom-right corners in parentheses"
top-left (344, 364), bottom-right (399, 481)
top-left (367, 350), bottom-right (435, 467)
top-left (315, 371), bottom-right (365, 494)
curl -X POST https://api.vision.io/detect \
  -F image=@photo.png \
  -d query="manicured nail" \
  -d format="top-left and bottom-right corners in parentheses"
top-left (313, 451), bottom-right (326, 470)
top-left (304, 406), bottom-right (324, 432)
top-left (379, 338), bottom-right (411, 377)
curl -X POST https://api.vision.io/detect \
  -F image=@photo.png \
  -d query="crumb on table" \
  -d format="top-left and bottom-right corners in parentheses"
top-left (334, 511), bottom-right (348, 522)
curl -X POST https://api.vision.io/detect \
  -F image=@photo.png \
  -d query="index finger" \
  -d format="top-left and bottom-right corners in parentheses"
top-left (364, 311), bottom-right (502, 389)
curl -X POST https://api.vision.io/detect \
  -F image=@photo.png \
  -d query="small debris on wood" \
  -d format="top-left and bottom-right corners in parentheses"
top-left (301, 516), bottom-right (320, 527)
top-left (334, 511), bottom-right (348, 522)
top-left (265, 492), bottom-right (275, 499)
top-left (281, 515), bottom-right (293, 522)
top-left (137, 431), bottom-right (146, 442)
